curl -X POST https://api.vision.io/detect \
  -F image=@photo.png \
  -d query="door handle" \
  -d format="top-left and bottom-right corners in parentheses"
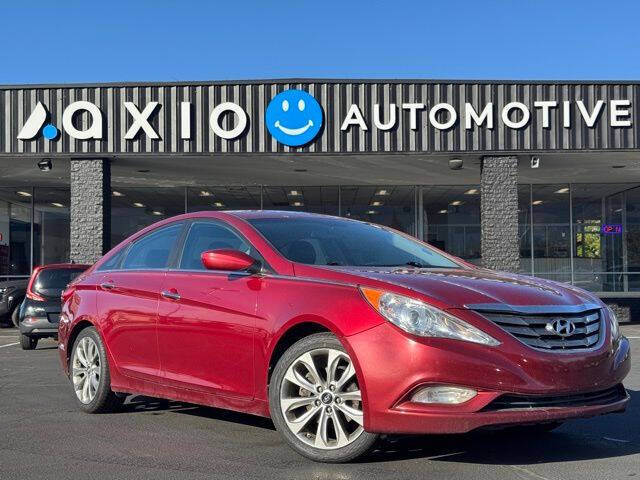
top-left (161, 290), bottom-right (181, 301)
top-left (100, 282), bottom-right (116, 290)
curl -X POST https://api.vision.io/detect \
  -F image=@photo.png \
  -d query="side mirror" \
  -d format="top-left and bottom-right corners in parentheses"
top-left (201, 249), bottom-right (258, 272)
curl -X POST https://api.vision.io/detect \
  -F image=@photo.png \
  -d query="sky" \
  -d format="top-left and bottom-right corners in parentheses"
top-left (3, 0), bottom-right (640, 84)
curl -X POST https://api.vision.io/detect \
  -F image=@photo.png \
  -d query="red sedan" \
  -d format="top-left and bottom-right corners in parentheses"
top-left (58, 211), bottom-right (630, 462)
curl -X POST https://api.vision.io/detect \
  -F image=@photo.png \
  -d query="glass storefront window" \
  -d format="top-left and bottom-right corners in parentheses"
top-left (422, 186), bottom-right (480, 264)
top-left (0, 188), bottom-right (32, 278)
top-left (110, 187), bottom-right (186, 248)
top-left (340, 186), bottom-right (415, 235)
top-left (262, 186), bottom-right (339, 215)
top-left (187, 186), bottom-right (261, 212)
top-left (531, 184), bottom-right (571, 283)
top-left (518, 185), bottom-right (532, 274)
top-left (33, 187), bottom-right (70, 266)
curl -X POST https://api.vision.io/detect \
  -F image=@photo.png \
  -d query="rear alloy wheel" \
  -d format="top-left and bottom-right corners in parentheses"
top-left (70, 327), bottom-right (123, 413)
top-left (269, 333), bottom-right (378, 463)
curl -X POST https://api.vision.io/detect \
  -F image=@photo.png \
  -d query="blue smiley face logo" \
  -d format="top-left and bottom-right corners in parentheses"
top-left (266, 89), bottom-right (323, 146)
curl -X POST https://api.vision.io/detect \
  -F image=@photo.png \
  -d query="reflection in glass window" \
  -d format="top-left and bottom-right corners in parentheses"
top-left (262, 186), bottom-right (339, 216)
top-left (110, 187), bottom-right (185, 248)
top-left (179, 222), bottom-right (250, 270)
top-left (121, 223), bottom-right (182, 270)
top-left (531, 185), bottom-right (571, 284)
top-left (423, 186), bottom-right (480, 264)
top-left (341, 186), bottom-right (415, 236)
top-left (187, 186), bottom-right (261, 212)
top-left (0, 188), bottom-right (32, 278)
top-left (33, 188), bottom-right (70, 266)
top-left (518, 185), bottom-right (532, 274)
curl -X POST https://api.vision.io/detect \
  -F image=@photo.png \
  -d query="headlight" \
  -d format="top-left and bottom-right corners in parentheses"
top-left (607, 306), bottom-right (620, 341)
top-left (360, 288), bottom-right (500, 346)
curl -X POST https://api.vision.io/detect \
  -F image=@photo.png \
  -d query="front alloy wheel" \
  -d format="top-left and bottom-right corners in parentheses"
top-left (270, 333), bottom-right (377, 462)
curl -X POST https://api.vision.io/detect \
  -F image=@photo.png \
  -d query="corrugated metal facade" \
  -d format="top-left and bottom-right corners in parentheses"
top-left (1, 81), bottom-right (638, 155)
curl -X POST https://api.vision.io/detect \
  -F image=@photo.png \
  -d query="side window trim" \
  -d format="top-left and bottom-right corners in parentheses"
top-left (172, 219), bottom-right (272, 273)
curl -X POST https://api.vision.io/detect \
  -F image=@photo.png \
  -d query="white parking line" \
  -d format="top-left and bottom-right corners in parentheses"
top-left (0, 342), bottom-right (19, 349)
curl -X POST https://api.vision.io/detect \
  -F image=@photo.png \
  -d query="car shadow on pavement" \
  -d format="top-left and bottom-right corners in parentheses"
top-left (361, 389), bottom-right (640, 465)
top-left (121, 395), bottom-right (276, 430)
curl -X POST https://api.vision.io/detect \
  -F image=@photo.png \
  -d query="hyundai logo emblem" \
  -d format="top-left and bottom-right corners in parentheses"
top-left (546, 319), bottom-right (576, 337)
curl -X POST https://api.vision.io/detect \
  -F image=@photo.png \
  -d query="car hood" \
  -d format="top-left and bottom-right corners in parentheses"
top-left (312, 266), bottom-right (601, 310)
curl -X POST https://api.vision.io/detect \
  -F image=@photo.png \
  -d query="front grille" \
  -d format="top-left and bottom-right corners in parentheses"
top-left (482, 384), bottom-right (627, 411)
top-left (478, 309), bottom-right (602, 351)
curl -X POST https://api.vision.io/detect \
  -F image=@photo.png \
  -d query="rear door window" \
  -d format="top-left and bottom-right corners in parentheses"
top-left (121, 223), bottom-right (183, 270)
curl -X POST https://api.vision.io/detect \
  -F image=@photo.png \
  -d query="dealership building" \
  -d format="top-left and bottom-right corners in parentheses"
top-left (1, 79), bottom-right (639, 320)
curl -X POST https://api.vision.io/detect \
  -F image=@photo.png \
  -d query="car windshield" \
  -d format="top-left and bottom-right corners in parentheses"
top-left (34, 268), bottom-right (85, 297)
top-left (248, 217), bottom-right (461, 268)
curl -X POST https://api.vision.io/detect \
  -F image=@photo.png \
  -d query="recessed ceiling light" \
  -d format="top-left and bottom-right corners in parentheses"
top-left (199, 190), bottom-right (212, 197)
top-left (450, 200), bottom-right (463, 206)
top-left (438, 209), bottom-right (448, 214)
top-left (16, 191), bottom-right (32, 197)
top-left (375, 189), bottom-right (389, 196)
top-left (370, 201), bottom-right (383, 206)
top-left (151, 210), bottom-right (163, 216)
top-left (532, 200), bottom-right (544, 205)
top-left (112, 191), bottom-right (125, 197)
top-left (366, 210), bottom-right (378, 215)
top-left (213, 202), bottom-right (224, 207)
top-left (51, 202), bottom-right (64, 207)
top-left (464, 189), bottom-right (479, 195)
top-left (133, 202), bottom-right (145, 208)
top-left (555, 187), bottom-right (569, 194)
top-left (289, 190), bottom-right (300, 196)
top-left (291, 202), bottom-right (304, 207)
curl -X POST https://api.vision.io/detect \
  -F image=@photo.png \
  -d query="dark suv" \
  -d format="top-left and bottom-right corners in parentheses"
top-left (19, 264), bottom-right (89, 350)
top-left (0, 278), bottom-right (28, 327)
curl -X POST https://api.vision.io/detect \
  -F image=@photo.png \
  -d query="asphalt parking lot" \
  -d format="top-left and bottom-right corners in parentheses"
top-left (0, 326), bottom-right (638, 480)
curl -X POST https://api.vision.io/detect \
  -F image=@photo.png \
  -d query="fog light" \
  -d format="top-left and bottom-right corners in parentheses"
top-left (411, 386), bottom-right (477, 404)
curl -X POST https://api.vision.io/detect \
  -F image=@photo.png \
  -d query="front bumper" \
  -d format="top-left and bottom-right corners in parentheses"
top-left (19, 317), bottom-right (59, 337)
top-left (346, 320), bottom-right (631, 435)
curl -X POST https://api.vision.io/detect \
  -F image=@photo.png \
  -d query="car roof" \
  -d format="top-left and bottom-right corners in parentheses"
top-left (225, 210), bottom-right (348, 221)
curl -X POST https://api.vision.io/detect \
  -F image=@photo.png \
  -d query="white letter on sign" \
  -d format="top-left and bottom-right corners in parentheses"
top-left (62, 101), bottom-right (103, 140)
top-left (464, 103), bottom-right (493, 129)
top-left (610, 100), bottom-right (632, 127)
top-left (340, 104), bottom-right (369, 131)
top-left (501, 102), bottom-right (530, 129)
top-left (124, 102), bottom-right (160, 140)
top-left (210, 102), bottom-right (247, 139)
top-left (429, 103), bottom-right (457, 130)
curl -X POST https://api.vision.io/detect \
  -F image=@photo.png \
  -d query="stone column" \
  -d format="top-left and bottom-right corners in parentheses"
top-left (480, 156), bottom-right (519, 272)
top-left (70, 159), bottom-right (111, 264)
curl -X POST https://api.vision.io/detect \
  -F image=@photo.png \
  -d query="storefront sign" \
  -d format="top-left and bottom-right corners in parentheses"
top-left (3, 82), bottom-right (637, 153)
top-left (14, 96), bottom-right (633, 144)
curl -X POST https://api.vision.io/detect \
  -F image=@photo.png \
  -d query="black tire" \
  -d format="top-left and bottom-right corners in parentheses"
top-left (269, 332), bottom-right (378, 463)
top-left (20, 334), bottom-right (37, 350)
top-left (70, 327), bottom-right (124, 413)
top-left (11, 304), bottom-right (20, 328)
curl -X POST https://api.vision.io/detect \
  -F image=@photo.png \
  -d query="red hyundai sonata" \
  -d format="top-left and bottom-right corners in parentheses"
top-left (58, 211), bottom-right (630, 462)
